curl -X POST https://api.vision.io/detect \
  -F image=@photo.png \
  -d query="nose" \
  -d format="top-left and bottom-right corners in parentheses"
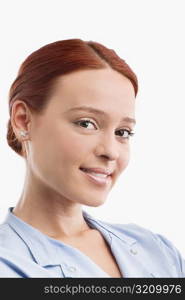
top-left (94, 133), bottom-right (120, 161)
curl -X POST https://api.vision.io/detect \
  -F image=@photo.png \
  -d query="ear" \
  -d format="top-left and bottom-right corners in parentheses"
top-left (11, 100), bottom-right (32, 143)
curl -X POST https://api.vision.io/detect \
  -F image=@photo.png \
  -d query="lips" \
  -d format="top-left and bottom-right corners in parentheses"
top-left (80, 167), bottom-right (113, 176)
top-left (79, 167), bottom-right (112, 186)
top-left (80, 168), bottom-right (109, 178)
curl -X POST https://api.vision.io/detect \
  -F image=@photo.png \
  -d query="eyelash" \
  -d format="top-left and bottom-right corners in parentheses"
top-left (74, 119), bottom-right (135, 139)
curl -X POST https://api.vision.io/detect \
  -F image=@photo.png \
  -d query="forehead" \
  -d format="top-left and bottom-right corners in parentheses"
top-left (48, 68), bottom-right (135, 117)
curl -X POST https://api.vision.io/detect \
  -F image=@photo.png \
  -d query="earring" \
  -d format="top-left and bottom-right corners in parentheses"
top-left (19, 130), bottom-right (28, 137)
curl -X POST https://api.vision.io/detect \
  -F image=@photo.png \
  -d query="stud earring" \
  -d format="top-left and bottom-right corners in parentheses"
top-left (19, 130), bottom-right (28, 137)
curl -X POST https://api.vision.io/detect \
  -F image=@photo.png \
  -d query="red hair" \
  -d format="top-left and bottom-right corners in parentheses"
top-left (7, 39), bottom-right (138, 156)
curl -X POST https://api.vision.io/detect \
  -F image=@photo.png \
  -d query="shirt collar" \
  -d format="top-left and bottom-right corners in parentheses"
top-left (3, 207), bottom-right (136, 266)
top-left (82, 210), bottom-right (136, 246)
top-left (4, 207), bottom-right (59, 266)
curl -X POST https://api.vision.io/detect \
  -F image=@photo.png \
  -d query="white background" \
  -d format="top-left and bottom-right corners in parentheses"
top-left (0, 0), bottom-right (185, 257)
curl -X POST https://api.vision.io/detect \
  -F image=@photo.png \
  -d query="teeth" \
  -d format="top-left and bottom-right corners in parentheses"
top-left (81, 168), bottom-right (108, 178)
top-left (87, 172), bottom-right (107, 178)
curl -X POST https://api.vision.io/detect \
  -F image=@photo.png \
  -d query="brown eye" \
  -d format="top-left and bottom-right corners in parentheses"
top-left (116, 129), bottom-right (135, 139)
top-left (75, 119), bottom-right (97, 129)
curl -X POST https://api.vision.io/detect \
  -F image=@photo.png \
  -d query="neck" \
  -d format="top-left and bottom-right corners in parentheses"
top-left (13, 172), bottom-right (91, 239)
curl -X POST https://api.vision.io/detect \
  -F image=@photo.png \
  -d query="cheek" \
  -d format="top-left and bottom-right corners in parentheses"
top-left (56, 133), bottom-right (93, 163)
top-left (119, 145), bottom-right (130, 171)
top-left (31, 119), bottom-right (93, 166)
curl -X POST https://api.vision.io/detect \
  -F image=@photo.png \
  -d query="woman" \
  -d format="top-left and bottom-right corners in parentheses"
top-left (0, 39), bottom-right (184, 278)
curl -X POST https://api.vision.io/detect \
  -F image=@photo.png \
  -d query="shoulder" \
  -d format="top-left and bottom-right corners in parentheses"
top-left (0, 222), bottom-right (34, 267)
top-left (0, 223), bottom-right (23, 277)
top-left (93, 217), bottom-right (159, 242)
top-left (96, 218), bottom-right (185, 276)
top-left (86, 213), bottom-right (182, 256)
top-left (112, 221), bottom-right (183, 256)
top-left (101, 219), bottom-right (182, 254)
top-left (0, 223), bottom-right (15, 244)
top-left (0, 222), bottom-right (23, 249)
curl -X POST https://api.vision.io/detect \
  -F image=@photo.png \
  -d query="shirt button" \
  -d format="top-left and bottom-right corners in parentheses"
top-left (130, 249), bottom-right (138, 255)
top-left (68, 266), bottom-right (77, 272)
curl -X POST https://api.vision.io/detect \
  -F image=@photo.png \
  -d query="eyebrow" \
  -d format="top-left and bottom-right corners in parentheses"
top-left (67, 105), bottom-right (136, 125)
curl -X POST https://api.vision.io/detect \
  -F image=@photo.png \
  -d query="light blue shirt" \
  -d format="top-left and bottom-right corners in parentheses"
top-left (0, 207), bottom-right (184, 278)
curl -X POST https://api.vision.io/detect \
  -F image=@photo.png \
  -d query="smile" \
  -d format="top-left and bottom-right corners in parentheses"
top-left (80, 168), bottom-right (111, 186)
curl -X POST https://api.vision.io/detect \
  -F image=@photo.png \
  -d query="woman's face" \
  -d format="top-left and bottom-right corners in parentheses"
top-left (27, 68), bottom-right (136, 207)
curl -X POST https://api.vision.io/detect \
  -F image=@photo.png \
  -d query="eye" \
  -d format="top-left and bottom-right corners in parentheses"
top-left (74, 119), bottom-right (135, 139)
top-left (75, 119), bottom-right (97, 130)
top-left (116, 129), bottom-right (135, 139)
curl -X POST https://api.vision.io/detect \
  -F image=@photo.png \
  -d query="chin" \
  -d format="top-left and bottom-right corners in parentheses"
top-left (82, 198), bottom-right (107, 207)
